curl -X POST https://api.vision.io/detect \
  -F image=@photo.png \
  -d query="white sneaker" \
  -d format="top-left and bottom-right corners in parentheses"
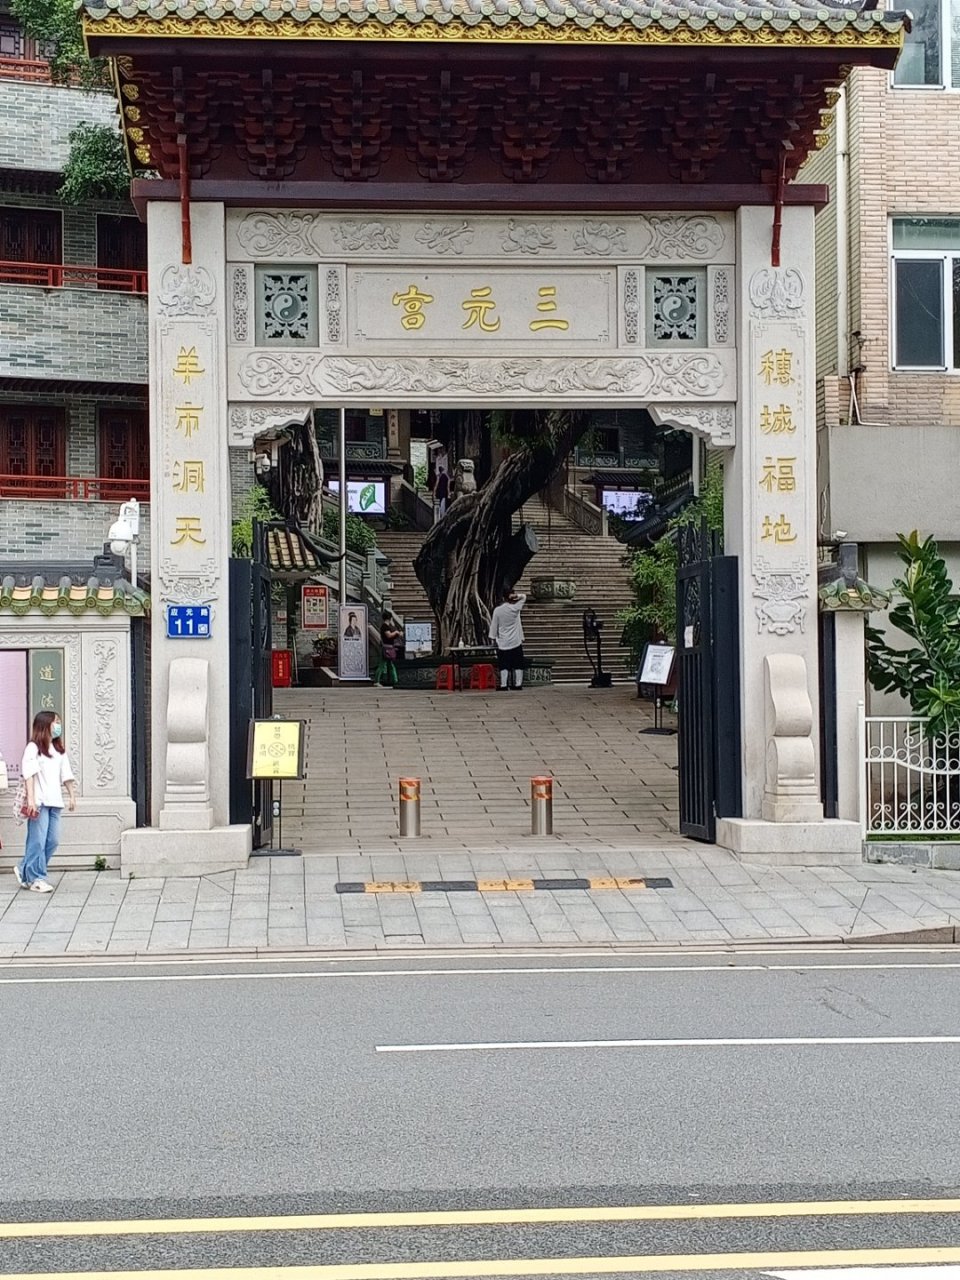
top-left (27, 880), bottom-right (53, 894)
top-left (12, 864), bottom-right (23, 888)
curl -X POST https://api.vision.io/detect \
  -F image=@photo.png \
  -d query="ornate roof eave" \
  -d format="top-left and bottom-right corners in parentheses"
top-left (83, 10), bottom-right (905, 53)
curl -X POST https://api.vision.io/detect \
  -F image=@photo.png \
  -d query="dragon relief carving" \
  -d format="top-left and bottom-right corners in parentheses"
top-left (238, 351), bottom-right (726, 399)
top-left (414, 222), bottom-right (475, 255)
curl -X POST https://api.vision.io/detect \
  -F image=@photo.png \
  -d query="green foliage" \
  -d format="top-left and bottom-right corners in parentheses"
top-left (413, 463), bottom-right (428, 491)
top-left (866, 530), bottom-right (960, 740)
top-left (231, 484), bottom-right (279, 558)
top-left (59, 123), bottom-right (130, 205)
top-left (617, 455), bottom-right (725, 663)
top-left (322, 507), bottom-right (377, 556)
top-left (385, 505), bottom-right (411, 531)
top-left (11, 0), bottom-right (109, 85)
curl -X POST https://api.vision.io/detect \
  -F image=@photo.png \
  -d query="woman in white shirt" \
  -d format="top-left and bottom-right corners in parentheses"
top-left (14, 710), bottom-right (77, 894)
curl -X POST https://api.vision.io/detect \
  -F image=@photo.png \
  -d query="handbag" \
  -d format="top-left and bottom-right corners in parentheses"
top-left (11, 778), bottom-right (28, 826)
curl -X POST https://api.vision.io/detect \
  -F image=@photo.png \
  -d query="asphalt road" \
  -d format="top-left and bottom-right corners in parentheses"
top-left (2, 947), bottom-right (960, 1279)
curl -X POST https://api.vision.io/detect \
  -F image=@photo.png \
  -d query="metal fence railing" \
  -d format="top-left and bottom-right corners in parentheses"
top-left (860, 707), bottom-right (960, 836)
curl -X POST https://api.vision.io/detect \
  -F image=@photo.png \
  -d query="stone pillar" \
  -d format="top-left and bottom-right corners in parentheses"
top-left (717, 205), bottom-right (859, 861)
top-left (121, 201), bottom-right (251, 876)
top-left (833, 610), bottom-right (867, 824)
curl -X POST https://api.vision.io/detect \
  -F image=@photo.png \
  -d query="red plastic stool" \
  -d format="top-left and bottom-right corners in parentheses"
top-left (435, 663), bottom-right (457, 691)
top-left (468, 663), bottom-right (498, 691)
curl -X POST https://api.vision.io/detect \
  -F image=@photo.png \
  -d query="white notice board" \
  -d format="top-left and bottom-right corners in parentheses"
top-left (639, 644), bottom-right (676, 687)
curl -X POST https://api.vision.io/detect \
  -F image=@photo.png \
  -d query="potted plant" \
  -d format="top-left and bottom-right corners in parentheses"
top-left (311, 634), bottom-right (337, 668)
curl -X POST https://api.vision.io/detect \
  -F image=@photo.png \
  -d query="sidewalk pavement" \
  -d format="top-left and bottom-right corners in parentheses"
top-left (3, 845), bottom-right (960, 958)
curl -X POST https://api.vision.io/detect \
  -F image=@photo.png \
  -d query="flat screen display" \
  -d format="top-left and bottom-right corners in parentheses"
top-left (327, 480), bottom-right (387, 515)
top-left (601, 489), bottom-right (652, 519)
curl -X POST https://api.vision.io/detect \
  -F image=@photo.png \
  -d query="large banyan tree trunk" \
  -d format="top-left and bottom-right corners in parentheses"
top-left (414, 410), bottom-right (588, 649)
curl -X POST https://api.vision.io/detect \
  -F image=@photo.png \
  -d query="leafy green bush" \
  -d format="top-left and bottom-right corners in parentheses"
top-left (231, 484), bottom-right (279, 558)
top-left (866, 531), bottom-right (960, 740)
top-left (322, 507), bottom-right (377, 556)
top-left (59, 123), bottom-right (130, 205)
top-left (11, 0), bottom-right (109, 85)
top-left (617, 455), bottom-right (724, 665)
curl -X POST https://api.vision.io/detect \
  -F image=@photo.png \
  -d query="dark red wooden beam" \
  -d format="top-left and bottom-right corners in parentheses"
top-left (130, 179), bottom-right (829, 218)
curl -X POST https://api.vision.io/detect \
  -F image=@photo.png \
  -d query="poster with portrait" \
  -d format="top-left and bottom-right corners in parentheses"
top-left (338, 604), bottom-right (369, 681)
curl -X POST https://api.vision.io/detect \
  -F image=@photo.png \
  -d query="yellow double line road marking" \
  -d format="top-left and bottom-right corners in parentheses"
top-left (5, 1247), bottom-right (960, 1279)
top-left (3, 1197), bottom-right (960, 1240)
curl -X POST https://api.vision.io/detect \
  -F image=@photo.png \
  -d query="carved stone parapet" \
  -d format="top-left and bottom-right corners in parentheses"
top-left (159, 656), bottom-right (213, 832)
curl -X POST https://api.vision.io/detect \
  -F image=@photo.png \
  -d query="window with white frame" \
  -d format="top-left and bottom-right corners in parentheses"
top-left (894, 0), bottom-right (960, 86)
top-left (891, 217), bottom-right (960, 369)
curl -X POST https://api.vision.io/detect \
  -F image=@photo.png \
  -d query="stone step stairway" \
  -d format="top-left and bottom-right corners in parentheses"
top-left (378, 493), bottom-right (636, 683)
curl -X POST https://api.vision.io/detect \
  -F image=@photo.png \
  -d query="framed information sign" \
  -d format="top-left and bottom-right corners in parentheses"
top-left (246, 719), bottom-right (306, 780)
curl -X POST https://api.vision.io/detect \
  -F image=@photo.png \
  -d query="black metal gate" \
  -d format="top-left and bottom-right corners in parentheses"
top-left (229, 520), bottom-right (274, 847)
top-left (676, 520), bottom-right (742, 841)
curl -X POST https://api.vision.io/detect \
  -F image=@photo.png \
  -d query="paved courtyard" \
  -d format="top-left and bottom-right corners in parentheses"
top-left (274, 683), bottom-right (689, 856)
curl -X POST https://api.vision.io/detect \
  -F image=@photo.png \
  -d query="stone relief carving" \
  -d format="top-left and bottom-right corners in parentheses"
top-left (650, 274), bottom-right (700, 342)
top-left (622, 269), bottom-right (640, 345)
top-left (238, 351), bottom-right (725, 399)
top-left (259, 268), bottom-right (316, 343)
top-left (762, 653), bottom-right (822, 823)
top-left (0, 633), bottom-right (81, 777)
top-left (573, 221), bottom-right (627, 256)
top-left (754, 569), bottom-right (809, 636)
top-left (237, 211), bottom-right (322, 257)
top-left (653, 404), bottom-right (735, 447)
top-left (229, 403), bottom-right (311, 444)
top-left (501, 220), bottom-right (556, 255)
top-left (636, 215), bottom-right (725, 260)
top-left (325, 268), bottom-right (343, 343)
top-left (157, 557), bottom-right (220, 605)
top-left (232, 267), bottom-right (249, 343)
top-left (332, 221), bottom-right (400, 252)
top-left (92, 639), bottom-right (117, 788)
top-left (233, 211), bottom-right (731, 263)
top-left (415, 222), bottom-right (475, 255)
top-left (162, 656), bottom-right (212, 828)
top-left (749, 267), bottom-right (805, 318)
top-left (157, 264), bottom-right (216, 315)
top-left (712, 268), bottom-right (730, 343)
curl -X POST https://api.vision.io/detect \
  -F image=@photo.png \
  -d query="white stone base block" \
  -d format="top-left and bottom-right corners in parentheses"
top-left (716, 817), bottom-right (862, 865)
top-left (121, 825), bottom-right (252, 878)
top-left (0, 799), bottom-right (138, 871)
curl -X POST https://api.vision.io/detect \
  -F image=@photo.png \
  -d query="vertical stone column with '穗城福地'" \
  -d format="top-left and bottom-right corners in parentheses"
top-left (717, 205), bottom-right (860, 861)
top-left (121, 202), bottom-right (251, 876)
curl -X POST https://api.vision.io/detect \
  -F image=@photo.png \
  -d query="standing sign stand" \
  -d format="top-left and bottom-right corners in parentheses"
top-left (638, 643), bottom-right (677, 736)
top-left (247, 717), bottom-right (307, 856)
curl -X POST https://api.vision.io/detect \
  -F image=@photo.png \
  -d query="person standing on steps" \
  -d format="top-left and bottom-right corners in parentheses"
top-left (375, 613), bottom-right (402, 689)
top-left (489, 587), bottom-right (527, 691)
top-left (13, 710), bottom-right (77, 894)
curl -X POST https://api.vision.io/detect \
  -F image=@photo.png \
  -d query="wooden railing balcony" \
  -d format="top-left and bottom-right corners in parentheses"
top-left (0, 476), bottom-right (150, 501)
top-left (0, 56), bottom-right (53, 83)
top-left (0, 259), bottom-right (148, 295)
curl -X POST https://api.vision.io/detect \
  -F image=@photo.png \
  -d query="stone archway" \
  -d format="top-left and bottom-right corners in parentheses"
top-left (122, 204), bottom-right (862, 874)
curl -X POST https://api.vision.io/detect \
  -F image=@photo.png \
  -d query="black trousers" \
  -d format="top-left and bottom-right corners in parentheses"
top-left (496, 645), bottom-right (524, 686)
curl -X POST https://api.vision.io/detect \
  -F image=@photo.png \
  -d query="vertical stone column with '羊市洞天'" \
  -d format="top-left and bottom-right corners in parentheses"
top-left (121, 202), bottom-right (251, 876)
top-left (718, 205), bottom-right (860, 861)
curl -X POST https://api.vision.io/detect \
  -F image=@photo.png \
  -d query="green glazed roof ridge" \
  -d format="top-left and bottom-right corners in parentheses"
top-left (82, 0), bottom-right (909, 29)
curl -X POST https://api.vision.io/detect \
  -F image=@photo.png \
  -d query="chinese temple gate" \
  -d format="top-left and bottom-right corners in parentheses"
top-left (82, 0), bottom-right (905, 872)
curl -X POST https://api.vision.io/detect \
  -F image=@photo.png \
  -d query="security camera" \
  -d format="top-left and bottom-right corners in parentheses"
top-left (833, 530), bottom-right (848, 541)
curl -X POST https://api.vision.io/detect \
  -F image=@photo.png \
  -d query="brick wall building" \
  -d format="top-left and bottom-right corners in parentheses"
top-left (803, 48), bottom-right (960, 680)
top-left (0, 13), bottom-right (150, 567)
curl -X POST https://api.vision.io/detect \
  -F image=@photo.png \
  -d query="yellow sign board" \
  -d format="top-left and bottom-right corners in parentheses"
top-left (247, 719), bottom-right (306, 781)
